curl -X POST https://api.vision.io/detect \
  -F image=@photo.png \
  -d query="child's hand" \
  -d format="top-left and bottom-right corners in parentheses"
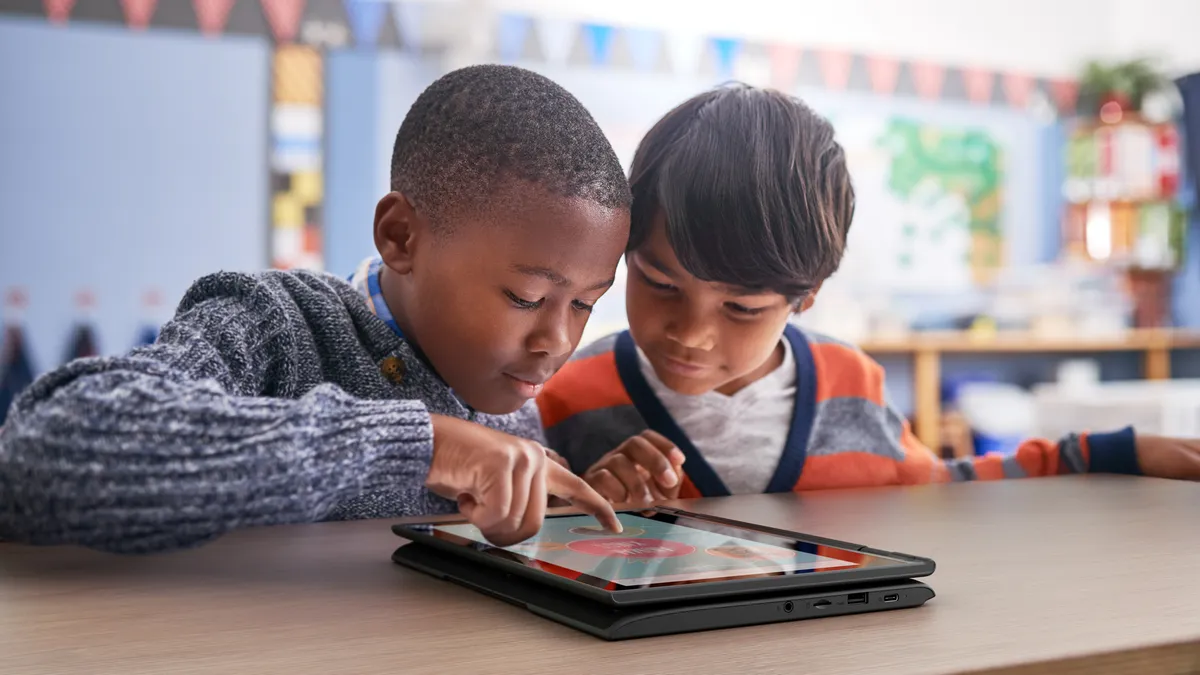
top-left (583, 430), bottom-right (686, 506)
top-left (426, 414), bottom-right (622, 546)
top-left (1135, 435), bottom-right (1200, 480)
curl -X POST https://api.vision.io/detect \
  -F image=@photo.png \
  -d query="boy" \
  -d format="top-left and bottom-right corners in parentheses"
top-left (538, 84), bottom-right (1200, 504)
top-left (0, 65), bottom-right (626, 553)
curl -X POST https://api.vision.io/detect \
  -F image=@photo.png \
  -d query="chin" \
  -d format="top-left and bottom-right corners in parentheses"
top-left (468, 395), bottom-right (529, 416)
top-left (654, 370), bottom-right (719, 397)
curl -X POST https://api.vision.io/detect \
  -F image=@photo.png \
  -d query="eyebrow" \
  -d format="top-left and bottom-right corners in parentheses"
top-left (511, 264), bottom-right (614, 292)
top-left (637, 252), bottom-right (676, 278)
top-left (639, 252), bottom-right (787, 299)
top-left (717, 284), bottom-right (775, 298)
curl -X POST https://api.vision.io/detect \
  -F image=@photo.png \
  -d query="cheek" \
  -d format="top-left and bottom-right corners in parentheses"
top-left (624, 283), bottom-right (661, 335)
top-left (720, 319), bottom-right (790, 371)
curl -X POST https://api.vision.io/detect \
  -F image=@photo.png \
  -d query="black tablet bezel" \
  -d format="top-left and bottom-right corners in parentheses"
top-left (390, 506), bottom-right (935, 607)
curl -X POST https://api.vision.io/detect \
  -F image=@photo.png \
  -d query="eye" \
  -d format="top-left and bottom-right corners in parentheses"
top-left (636, 266), bottom-right (677, 292)
top-left (571, 300), bottom-right (595, 313)
top-left (726, 302), bottom-right (768, 316)
top-left (505, 290), bottom-right (544, 310)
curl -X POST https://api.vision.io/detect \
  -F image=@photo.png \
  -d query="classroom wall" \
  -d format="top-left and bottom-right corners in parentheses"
top-left (0, 17), bottom-right (269, 374)
top-left (324, 50), bottom-right (439, 279)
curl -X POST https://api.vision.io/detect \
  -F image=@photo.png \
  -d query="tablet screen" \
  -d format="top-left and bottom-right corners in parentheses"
top-left (421, 511), bottom-right (909, 590)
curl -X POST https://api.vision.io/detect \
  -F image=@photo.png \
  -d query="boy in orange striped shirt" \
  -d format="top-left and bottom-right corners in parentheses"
top-left (537, 84), bottom-right (1200, 503)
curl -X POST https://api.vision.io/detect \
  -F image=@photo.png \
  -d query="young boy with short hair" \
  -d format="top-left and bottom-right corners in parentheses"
top-left (538, 84), bottom-right (1200, 504)
top-left (0, 65), bottom-right (627, 553)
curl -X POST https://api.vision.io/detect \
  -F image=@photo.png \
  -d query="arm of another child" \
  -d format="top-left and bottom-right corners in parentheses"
top-left (0, 293), bottom-right (441, 554)
top-left (0, 286), bottom-right (617, 553)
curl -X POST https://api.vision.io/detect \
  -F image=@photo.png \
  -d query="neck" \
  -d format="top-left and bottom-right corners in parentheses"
top-left (378, 264), bottom-right (416, 340)
top-left (715, 340), bottom-right (786, 396)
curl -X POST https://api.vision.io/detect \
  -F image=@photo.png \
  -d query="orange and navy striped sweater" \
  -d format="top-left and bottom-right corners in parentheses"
top-left (537, 325), bottom-right (1140, 498)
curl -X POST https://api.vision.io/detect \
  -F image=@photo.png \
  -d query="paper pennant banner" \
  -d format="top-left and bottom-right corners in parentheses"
top-left (193, 0), bottom-right (235, 36)
top-left (497, 13), bottom-right (529, 61)
top-left (625, 27), bottom-right (661, 72)
top-left (1051, 79), bottom-right (1079, 114)
top-left (912, 62), bottom-right (946, 99)
top-left (962, 67), bottom-right (994, 104)
top-left (392, 0), bottom-right (422, 53)
top-left (866, 55), bottom-right (900, 95)
top-left (43, 0), bottom-right (75, 24)
top-left (768, 44), bottom-right (801, 90)
top-left (582, 23), bottom-right (614, 66)
top-left (120, 0), bottom-right (156, 29)
top-left (711, 37), bottom-right (740, 78)
top-left (665, 30), bottom-right (703, 76)
top-left (818, 50), bottom-right (853, 90)
top-left (535, 17), bottom-right (575, 64)
top-left (1003, 72), bottom-right (1035, 108)
top-left (344, 0), bottom-right (386, 48)
top-left (261, 0), bottom-right (305, 43)
top-left (0, 325), bottom-right (37, 426)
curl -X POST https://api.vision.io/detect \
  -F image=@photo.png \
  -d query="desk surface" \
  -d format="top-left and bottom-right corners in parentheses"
top-left (3, 476), bottom-right (1200, 675)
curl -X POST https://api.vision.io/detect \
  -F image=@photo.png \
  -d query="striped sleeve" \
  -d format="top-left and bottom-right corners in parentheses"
top-left (803, 331), bottom-right (1141, 488)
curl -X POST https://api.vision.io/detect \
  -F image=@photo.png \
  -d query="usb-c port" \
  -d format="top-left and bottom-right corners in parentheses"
top-left (883, 594), bottom-right (899, 603)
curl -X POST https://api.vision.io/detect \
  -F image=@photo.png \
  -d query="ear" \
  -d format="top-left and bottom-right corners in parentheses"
top-left (797, 282), bottom-right (824, 313)
top-left (373, 192), bottom-right (427, 275)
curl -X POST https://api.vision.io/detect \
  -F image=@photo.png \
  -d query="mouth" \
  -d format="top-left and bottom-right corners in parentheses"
top-left (657, 353), bottom-right (713, 377)
top-left (503, 372), bottom-right (553, 398)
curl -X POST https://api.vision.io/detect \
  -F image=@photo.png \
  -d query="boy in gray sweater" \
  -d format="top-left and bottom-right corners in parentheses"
top-left (0, 65), bottom-right (627, 554)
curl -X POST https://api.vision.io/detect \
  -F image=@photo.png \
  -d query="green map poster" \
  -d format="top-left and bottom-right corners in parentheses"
top-left (832, 115), bottom-right (1006, 292)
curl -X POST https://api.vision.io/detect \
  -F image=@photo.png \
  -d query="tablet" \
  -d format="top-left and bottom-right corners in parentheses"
top-left (391, 506), bottom-right (935, 607)
top-left (393, 541), bottom-right (936, 640)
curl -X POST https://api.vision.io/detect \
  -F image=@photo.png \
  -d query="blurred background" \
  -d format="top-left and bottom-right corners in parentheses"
top-left (3, 0), bottom-right (1200, 457)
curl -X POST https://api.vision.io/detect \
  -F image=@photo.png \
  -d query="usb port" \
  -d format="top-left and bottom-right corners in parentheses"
top-left (883, 594), bottom-right (899, 603)
top-left (847, 592), bottom-right (868, 605)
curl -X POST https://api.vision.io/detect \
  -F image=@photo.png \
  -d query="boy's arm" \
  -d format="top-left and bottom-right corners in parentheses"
top-left (885, 399), bottom-right (1140, 484)
top-left (0, 295), bottom-right (437, 554)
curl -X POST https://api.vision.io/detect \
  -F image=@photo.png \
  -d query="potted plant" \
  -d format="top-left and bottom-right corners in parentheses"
top-left (1077, 57), bottom-right (1170, 119)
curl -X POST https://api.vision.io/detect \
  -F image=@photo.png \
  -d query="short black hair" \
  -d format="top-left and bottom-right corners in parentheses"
top-left (628, 84), bottom-right (855, 300)
top-left (390, 64), bottom-right (631, 225)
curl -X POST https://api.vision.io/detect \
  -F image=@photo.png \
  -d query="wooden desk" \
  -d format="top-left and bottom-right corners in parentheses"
top-left (859, 328), bottom-right (1200, 453)
top-left (3, 476), bottom-right (1200, 674)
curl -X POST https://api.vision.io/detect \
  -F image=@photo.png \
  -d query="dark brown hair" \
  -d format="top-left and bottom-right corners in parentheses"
top-left (628, 84), bottom-right (855, 301)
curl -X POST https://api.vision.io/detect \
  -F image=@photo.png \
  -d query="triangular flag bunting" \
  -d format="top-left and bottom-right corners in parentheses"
top-left (120, 0), bottom-right (157, 30)
top-left (582, 23), bottom-right (614, 66)
top-left (962, 68), bottom-right (994, 104)
top-left (535, 17), bottom-right (575, 64)
top-left (625, 27), bottom-right (661, 72)
top-left (1051, 79), bottom-right (1079, 115)
top-left (665, 30), bottom-right (703, 76)
top-left (344, 0), bottom-right (386, 48)
top-left (912, 62), bottom-right (946, 100)
top-left (392, 0), bottom-right (422, 54)
top-left (43, 0), bottom-right (75, 24)
top-left (135, 325), bottom-right (159, 347)
top-left (496, 13), bottom-right (529, 62)
top-left (64, 324), bottom-right (99, 363)
top-left (1003, 72), bottom-right (1035, 108)
top-left (866, 55), bottom-right (900, 95)
top-left (193, 0), bottom-right (235, 36)
top-left (261, 0), bottom-right (306, 43)
top-left (818, 50), bottom-right (853, 90)
top-left (711, 37), bottom-right (741, 79)
top-left (768, 45), bottom-right (801, 90)
top-left (0, 324), bottom-right (36, 427)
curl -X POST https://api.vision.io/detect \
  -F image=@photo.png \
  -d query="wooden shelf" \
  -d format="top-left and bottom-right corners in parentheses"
top-left (858, 328), bottom-right (1200, 456)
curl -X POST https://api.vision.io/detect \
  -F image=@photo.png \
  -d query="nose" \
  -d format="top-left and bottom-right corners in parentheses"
top-left (664, 302), bottom-right (716, 351)
top-left (526, 306), bottom-right (574, 358)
